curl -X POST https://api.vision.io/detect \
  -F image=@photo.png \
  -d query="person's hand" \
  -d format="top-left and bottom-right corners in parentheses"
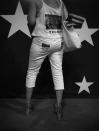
top-left (63, 21), bottom-right (75, 31)
top-left (65, 22), bottom-right (75, 31)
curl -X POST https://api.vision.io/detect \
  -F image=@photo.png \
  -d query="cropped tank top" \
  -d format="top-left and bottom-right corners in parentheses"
top-left (32, 0), bottom-right (63, 38)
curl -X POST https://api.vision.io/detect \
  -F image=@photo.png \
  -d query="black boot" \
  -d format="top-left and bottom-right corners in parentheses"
top-left (54, 103), bottom-right (63, 120)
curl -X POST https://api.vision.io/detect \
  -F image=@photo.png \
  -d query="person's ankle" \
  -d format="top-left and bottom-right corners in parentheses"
top-left (55, 102), bottom-right (62, 107)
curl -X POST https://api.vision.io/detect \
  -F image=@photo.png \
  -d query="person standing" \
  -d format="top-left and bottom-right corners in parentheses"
top-left (26, 0), bottom-right (68, 120)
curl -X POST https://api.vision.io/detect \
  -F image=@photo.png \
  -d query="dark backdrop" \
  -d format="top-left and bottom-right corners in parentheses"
top-left (0, 0), bottom-right (99, 98)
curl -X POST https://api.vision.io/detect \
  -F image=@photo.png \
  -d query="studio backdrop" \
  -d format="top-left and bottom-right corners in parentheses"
top-left (0, 0), bottom-right (99, 98)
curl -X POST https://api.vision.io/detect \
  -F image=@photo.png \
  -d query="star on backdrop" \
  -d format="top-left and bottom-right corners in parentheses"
top-left (75, 20), bottom-right (98, 46)
top-left (75, 76), bottom-right (94, 94)
top-left (0, 2), bottom-right (31, 37)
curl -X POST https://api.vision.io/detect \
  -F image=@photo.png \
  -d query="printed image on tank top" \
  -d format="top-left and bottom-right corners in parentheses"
top-left (45, 14), bottom-right (62, 30)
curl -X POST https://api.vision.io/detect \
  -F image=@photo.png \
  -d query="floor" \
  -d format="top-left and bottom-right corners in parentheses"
top-left (0, 98), bottom-right (99, 131)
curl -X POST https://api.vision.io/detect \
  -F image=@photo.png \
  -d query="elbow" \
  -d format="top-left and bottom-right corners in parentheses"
top-left (27, 15), bottom-right (36, 26)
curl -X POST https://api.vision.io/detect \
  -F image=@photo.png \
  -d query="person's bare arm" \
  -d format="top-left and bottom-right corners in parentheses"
top-left (62, 2), bottom-right (68, 20)
top-left (62, 2), bottom-right (74, 30)
top-left (27, 0), bottom-right (37, 34)
top-left (27, 0), bottom-right (36, 26)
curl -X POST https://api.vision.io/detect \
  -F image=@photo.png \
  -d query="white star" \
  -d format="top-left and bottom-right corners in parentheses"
top-left (75, 20), bottom-right (98, 46)
top-left (1, 2), bottom-right (31, 37)
top-left (75, 76), bottom-right (94, 94)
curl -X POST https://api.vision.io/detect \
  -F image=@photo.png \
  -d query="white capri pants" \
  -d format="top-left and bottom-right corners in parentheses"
top-left (26, 37), bottom-right (64, 90)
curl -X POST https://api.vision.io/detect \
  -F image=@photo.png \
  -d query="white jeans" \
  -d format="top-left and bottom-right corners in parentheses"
top-left (26, 37), bottom-right (64, 90)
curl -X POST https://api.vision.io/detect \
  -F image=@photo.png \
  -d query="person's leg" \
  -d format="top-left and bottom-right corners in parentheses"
top-left (26, 40), bottom-right (47, 115)
top-left (26, 87), bottom-right (34, 115)
top-left (55, 89), bottom-right (63, 107)
top-left (55, 90), bottom-right (64, 120)
top-left (49, 49), bottom-right (64, 120)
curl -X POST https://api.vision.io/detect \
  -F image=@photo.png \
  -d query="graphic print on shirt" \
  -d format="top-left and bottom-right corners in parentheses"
top-left (45, 14), bottom-right (62, 33)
